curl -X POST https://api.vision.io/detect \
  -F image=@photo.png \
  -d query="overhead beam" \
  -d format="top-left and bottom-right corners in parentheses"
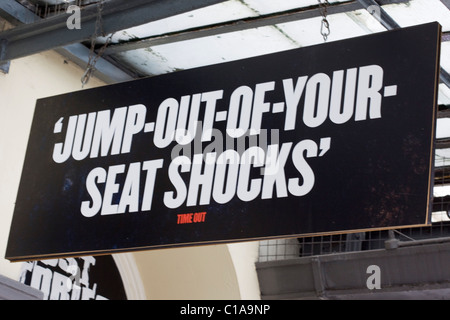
top-left (441, 0), bottom-right (450, 10)
top-left (0, 0), bottom-right (229, 64)
top-left (435, 166), bottom-right (450, 185)
top-left (0, 1), bottom-right (39, 25)
top-left (1, 0), bottom-right (442, 60)
top-left (103, 1), bottom-right (362, 55)
top-left (439, 104), bottom-right (450, 118)
top-left (53, 44), bottom-right (136, 84)
top-left (356, 0), bottom-right (400, 29)
top-left (0, 0), bottom-right (135, 83)
top-left (101, 0), bottom-right (415, 55)
top-left (101, 0), bottom-right (450, 90)
top-left (432, 196), bottom-right (449, 213)
top-left (0, 38), bottom-right (9, 74)
top-left (1, 0), bottom-right (448, 86)
top-left (440, 68), bottom-right (450, 89)
top-left (437, 138), bottom-right (450, 149)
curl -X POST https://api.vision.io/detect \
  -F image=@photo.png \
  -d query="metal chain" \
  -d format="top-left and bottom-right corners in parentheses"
top-left (81, 0), bottom-right (114, 87)
top-left (318, 0), bottom-right (331, 42)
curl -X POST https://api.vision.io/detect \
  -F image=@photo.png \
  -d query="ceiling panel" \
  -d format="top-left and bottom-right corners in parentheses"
top-left (383, 0), bottom-right (450, 32)
top-left (439, 84), bottom-right (450, 105)
top-left (241, 0), bottom-right (348, 15)
top-left (441, 42), bottom-right (450, 72)
top-left (114, 26), bottom-right (298, 76)
top-left (436, 148), bottom-right (450, 167)
top-left (275, 9), bottom-right (385, 47)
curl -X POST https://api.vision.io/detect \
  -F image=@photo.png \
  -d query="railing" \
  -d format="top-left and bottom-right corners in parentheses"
top-left (258, 220), bottom-right (450, 262)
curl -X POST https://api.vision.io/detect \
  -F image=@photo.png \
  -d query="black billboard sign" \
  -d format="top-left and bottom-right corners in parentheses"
top-left (6, 23), bottom-right (441, 261)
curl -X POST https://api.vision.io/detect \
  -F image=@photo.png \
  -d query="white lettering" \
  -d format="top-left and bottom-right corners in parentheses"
top-left (250, 81), bottom-right (275, 135)
top-left (355, 65), bottom-right (384, 121)
top-left (81, 160), bottom-right (164, 217)
top-left (282, 76), bottom-right (307, 131)
top-left (227, 86), bottom-right (253, 138)
top-left (303, 73), bottom-right (331, 128)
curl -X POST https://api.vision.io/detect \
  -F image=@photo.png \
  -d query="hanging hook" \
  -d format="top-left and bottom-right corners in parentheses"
top-left (81, 0), bottom-right (107, 87)
top-left (321, 18), bottom-right (330, 41)
top-left (81, 65), bottom-right (96, 88)
top-left (318, 0), bottom-right (331, 42)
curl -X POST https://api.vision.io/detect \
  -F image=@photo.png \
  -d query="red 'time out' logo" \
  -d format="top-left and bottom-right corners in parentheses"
top-left (177, 212), bottom-right (207, 224)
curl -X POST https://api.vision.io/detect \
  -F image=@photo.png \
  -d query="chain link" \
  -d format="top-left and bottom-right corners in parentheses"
top-left (81, 0), bottom-right (114, 87)
top-left (318, 0), bottom-right (331, 42)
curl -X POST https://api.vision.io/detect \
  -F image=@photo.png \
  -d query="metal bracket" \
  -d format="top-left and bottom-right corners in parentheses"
top-left (357, 0), bottom-right (401, 29)
top-left (311, 257), bottom-right (325, 298)
top-left (0, 38), bottom-right (9, 74)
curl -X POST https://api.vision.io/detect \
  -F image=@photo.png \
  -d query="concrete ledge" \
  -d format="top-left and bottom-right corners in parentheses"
top-left (0, 275), bottom-right (43, 300)
top-left (256, 242), bottom-right (450, 300)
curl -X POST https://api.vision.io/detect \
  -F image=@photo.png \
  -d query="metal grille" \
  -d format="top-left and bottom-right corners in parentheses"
top-left (16, 0), bottom-right (104, 19)
top-left (258, 238), bottom-right (301, 262)
top-left (258, 220), bottom-right (450, 262)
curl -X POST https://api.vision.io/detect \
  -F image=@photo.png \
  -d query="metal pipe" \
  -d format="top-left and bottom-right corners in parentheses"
top-left (0, 0), bottom-right (229, 63)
